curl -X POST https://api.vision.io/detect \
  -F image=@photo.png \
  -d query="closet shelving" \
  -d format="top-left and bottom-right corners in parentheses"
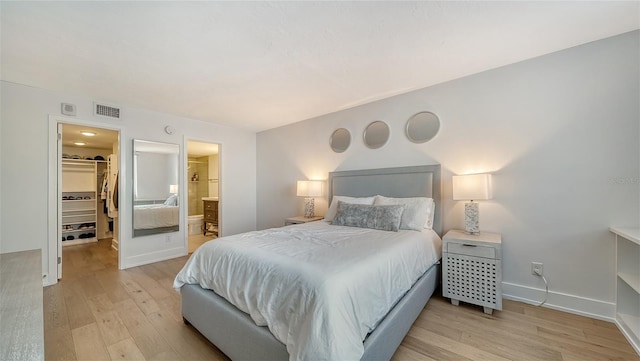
top-left (62, 160), bottom-right (98, 247)
top-left (610, 227), bottom-right (640, 355)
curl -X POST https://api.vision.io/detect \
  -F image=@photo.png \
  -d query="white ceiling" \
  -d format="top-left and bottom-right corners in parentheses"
top-left (2, 1), bottom-right (638, 132)
top-left (61, 123), bottom-right (118, 150)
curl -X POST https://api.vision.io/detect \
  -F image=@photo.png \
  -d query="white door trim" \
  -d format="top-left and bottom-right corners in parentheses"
top-left (46, 115), bottom-right (123, 285)
top-left (184, 136), bottom-right (223, 252)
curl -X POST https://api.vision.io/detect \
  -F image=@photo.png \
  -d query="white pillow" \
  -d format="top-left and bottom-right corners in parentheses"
top-left (164, 194), bottom-right (178, 206)
top-left (374, 195), bottom-right (434, 231)
top-left (424, 199), bottom-right (435, 230)
top-left (324, 196), bottom-right (376, 221)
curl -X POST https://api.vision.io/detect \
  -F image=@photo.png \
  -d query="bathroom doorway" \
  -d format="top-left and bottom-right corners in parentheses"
top-left (186, 140), bottom-right (220, 253)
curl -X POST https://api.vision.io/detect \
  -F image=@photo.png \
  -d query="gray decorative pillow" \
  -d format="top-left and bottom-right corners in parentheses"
top-left (374, 195), bottom-right (431, 231)
top-left (331, 201), bottom-right (405, 232)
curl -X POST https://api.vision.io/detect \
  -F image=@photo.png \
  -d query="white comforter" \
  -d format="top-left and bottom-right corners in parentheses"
top-left (133, 204), bottom-right (178, 229)
top-left (173, 221), bottom-right (441, 361)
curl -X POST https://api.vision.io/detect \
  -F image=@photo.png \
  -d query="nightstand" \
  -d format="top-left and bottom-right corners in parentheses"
top-left (284, 216), bottom-right (324, 226)
top-left (442, 229), bottom-right (502, 315)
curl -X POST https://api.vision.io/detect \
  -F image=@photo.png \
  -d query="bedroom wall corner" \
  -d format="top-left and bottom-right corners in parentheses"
top-left (256, 30), bottom-right (640, 320)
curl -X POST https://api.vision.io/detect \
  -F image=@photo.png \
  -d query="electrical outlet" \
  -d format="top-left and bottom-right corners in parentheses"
top-left (531, 262), bottom-right (543, 276)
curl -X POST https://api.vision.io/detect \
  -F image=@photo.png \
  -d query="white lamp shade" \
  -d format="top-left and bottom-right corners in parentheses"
top-left (452, 174), bottom-right (492, 201)
top-left (169, 184), bottom-right (178, 194)
top-left (297, 180), bottom-right (323, 197)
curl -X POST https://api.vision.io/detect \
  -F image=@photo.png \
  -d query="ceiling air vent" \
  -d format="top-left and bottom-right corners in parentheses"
top-left (94, 102), bottom-right (122, 119)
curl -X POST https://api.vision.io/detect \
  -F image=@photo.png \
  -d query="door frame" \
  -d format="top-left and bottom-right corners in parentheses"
top-left (47, 115), bottom-right (123, 285)
top-left (184, 137), bottom-right (223, 249)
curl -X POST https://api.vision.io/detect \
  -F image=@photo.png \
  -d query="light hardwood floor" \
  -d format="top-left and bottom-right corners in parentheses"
top-left (188, 233), bottom-right (216, 254)
top-left (45, 239), bottom-right (639, 361)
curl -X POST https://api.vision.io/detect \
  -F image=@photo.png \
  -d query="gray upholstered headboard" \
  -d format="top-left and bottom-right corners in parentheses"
top-left (328, 165), bottom-right (442, 235)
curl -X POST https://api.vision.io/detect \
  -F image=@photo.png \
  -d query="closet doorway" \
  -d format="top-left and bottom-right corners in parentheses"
top-left (57, 123), bottom-right (120, 279)
top-left (186, 140), bottom-right (221, 253)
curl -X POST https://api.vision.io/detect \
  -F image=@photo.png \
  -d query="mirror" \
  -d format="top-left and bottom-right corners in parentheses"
top-left (133, 139), bottom-right (180, 237)
top-left (330, 128), bottom-right (351, 153)
top-left (363, 121), bottom-right (390, 149)
top-left (406, 111), bottom-right (440, 143)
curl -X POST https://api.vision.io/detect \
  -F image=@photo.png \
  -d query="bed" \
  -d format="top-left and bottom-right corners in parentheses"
top-left (133, 203), bottom-right (179, 236)
top-left (174, 165), bottom-right (442, 361)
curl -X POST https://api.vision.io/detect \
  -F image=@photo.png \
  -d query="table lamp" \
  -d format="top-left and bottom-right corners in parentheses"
top-left (297, 180), bottom-right (323, 218)
top-left (452, 174), bottom-right (492, 234)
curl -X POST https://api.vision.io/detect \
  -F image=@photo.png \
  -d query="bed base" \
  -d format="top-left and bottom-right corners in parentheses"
top-left (181, 263), bottom-right (440, 361)
top-left (133, 225), bottom-right (179, 237)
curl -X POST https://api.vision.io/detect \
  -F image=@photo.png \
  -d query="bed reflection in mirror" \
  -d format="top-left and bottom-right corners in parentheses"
top-left (133, 139), bottom-right (180, 237)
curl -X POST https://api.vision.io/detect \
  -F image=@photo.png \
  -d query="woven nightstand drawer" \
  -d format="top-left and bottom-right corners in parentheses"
top-left (443, 253), bottom-right (501, 309)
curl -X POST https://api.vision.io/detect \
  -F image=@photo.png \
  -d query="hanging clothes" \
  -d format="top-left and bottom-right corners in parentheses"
top-left (100, 173), bottom-right (108, 200)
top-left (107, 154), bottom-right (119, 218)
top-left (108, 170), bottom-right (118, 217)
top-left (112, 172), bottom-right (118, 209)
top-left (100, 172), bottom-right (111, 216)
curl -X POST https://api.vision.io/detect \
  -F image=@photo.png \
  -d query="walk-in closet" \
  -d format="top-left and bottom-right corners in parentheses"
top-left (59, 123), bottom-right (119, 274)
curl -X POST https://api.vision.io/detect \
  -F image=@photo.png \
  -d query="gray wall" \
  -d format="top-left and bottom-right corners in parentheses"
top-left (256, 31), bottom-right (640, 319)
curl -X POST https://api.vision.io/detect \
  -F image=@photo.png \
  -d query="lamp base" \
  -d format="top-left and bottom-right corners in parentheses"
top-left (464, 202), bottom-right (480, 234)
top-left (304, 197), bottom-right (315, 218)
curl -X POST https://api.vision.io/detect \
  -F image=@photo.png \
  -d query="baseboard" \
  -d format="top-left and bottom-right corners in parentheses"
top-left (502, 281), bottom-right (615, 322)
top-left (121, 246), bottom-right (186, 269)
top-left (616, 315), bottom-right (640, 356)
